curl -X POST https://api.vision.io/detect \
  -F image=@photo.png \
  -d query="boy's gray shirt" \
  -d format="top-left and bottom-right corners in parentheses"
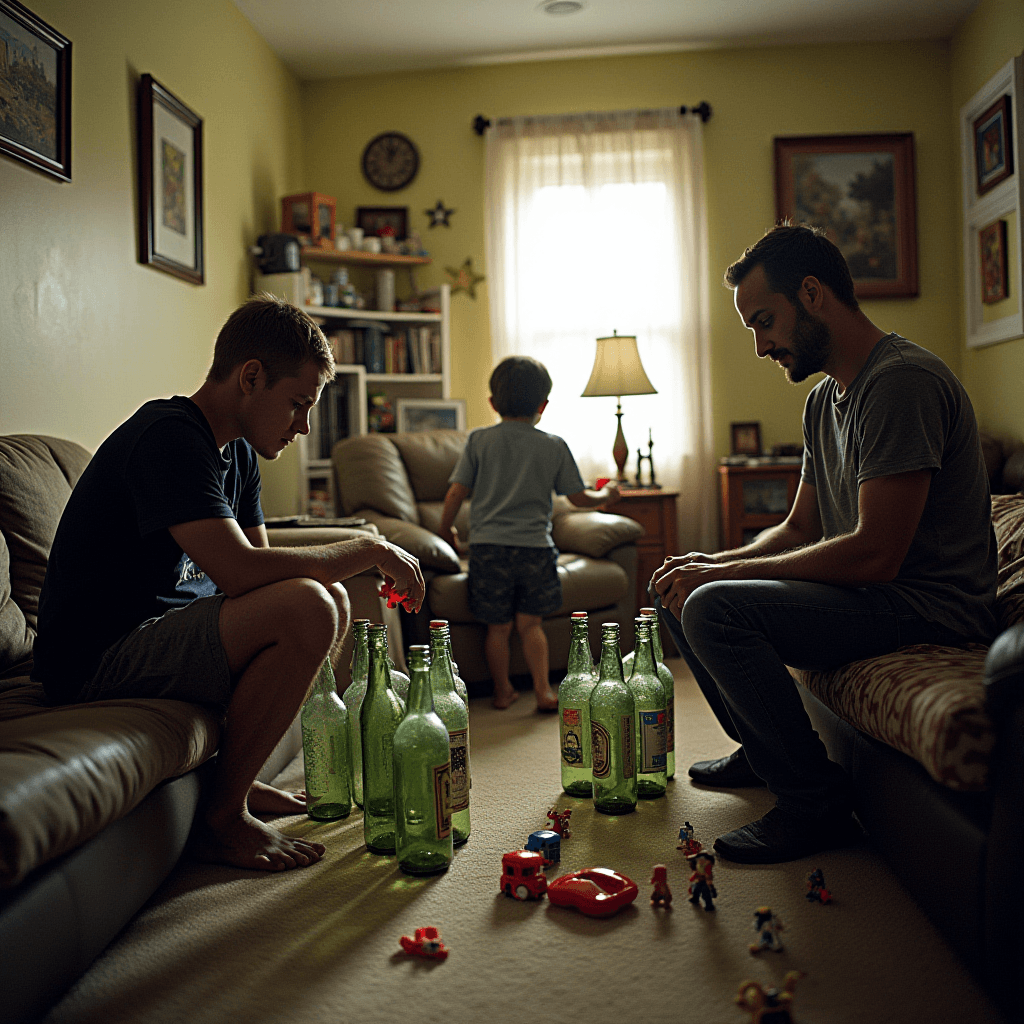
top-left (450, 420), bottom-right (586, 547)
top-left (802, 333), bottom-right (997, 641)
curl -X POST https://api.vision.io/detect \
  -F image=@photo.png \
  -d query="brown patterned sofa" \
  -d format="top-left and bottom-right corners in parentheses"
top-left (791, 434), bottom-right (1024, 1022)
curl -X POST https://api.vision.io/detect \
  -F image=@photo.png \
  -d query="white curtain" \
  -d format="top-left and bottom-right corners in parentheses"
top-left (484, 108), bottom-right (716, 552)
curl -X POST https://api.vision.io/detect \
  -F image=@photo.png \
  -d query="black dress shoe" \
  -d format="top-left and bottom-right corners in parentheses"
top-left (688, 748), bottom-right (765, 788)
top-left (713, 806), bottom-right (863, 864)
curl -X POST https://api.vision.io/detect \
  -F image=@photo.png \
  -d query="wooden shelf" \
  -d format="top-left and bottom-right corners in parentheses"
top-left (366, 373), bottom-right (441, 384)
top-left (300, 247), bottom-right (431, 267)
top-left (306, 304), bottom-right (442, 323)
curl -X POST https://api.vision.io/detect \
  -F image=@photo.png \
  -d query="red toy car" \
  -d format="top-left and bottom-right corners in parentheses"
top-left (546, 868), bottom-right (639, 918)
top-left (399, 926), bottom-right (449, 960)
top-left (500, 850), bottom-right (549, 900)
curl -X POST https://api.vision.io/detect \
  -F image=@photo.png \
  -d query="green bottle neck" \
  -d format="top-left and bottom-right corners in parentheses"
top-left (351, 622), bottom-right (370, 680)
top-left (633, 622), bottom-right (656, 675)
top-left (406, 654), bottom-right (435, 713)
top-left (316, 659), bottom-right (338, 697)
top-left (429, 631), bottom-right (458, 695)
top-left (367, 630), bottom-right (392, 693)
top-left (567, 619), bottom-right (591, 674)
top-left (598, 631), bottom-right (624, 684)
top-left (640, 611), bottom-right (663, 662)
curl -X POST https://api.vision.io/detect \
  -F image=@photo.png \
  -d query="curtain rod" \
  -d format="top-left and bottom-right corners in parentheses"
top-left (472, 103), bottom-right (712, 135)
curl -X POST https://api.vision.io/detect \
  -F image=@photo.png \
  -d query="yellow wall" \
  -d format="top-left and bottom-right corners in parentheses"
top-left (302, 41), bottom-right (958, 456)
top-left (951, 0), bottom-right (1024, 438)
top-left (0, 0), bottom-right (303, 511)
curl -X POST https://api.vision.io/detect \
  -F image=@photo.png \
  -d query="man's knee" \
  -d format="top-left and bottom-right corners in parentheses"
top-left (261, 578), bottom-right (338, 649)
top-left (327, 582), bottom-right (352, 636)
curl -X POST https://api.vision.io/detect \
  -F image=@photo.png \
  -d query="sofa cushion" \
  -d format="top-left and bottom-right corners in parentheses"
top-left (392, 429), bottom-right (468, 502)
top-left (793, 644), bottom-right (993, 791)
top-left (357, 511), bottom-right (461, 573)
top-left (992, 493), bottom-right (1024, 630)
top-left (551, 510), bottom-right (644, 558)
top-left (333, 435), bottom-right (419, 523)
top-left (418, 500), bottom-right (471, 543)
top-left (428, 552), bottom-right (628, 621)
top-left (0, 681), bottom-right (220, 887)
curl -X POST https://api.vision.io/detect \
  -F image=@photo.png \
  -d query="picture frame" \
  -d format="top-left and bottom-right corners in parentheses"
top-left (980, 219), bottom-right (1009, 304)
top-left (774, 133), bottom-right (918, 299)
top-left (137, 73), bottom-right (203, 284)
top-left (397, 398), bottom-right (466, 434)
top-left (973, 95), bottom-right (1014, 197)
top-left (0, 0), bottom-right (71, 181)
top-left (730, 421), bottom-right (762, 457)
top-left (357, 206), bottom-right (408, 240)
top-left (281, 191), bottom-right (335, 248)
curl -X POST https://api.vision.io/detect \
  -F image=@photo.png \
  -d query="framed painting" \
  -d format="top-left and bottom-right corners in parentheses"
top-left (397, 398), bottom-right (466, 434)
top-left (137, 73), bottom-right (204, 284)
top-left (973, 95), bottom-right (1014, 197)
top-left (356, 206), bottom-right (408, 240)
top-left (0, 0), bottom-right (71, 181)
top-left (730, 421), bottom-right (762, 457)
top-left (979, 219), bottom-right (1009, 304)
top-left (774, 133), bottom-right (918, 298)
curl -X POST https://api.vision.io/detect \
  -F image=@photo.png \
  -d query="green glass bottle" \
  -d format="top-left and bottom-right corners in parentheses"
top-left (341, 619), bottom-right (370, 808)
top-left (361, 623), bottom-right (406, 853)
top-left (387, 632), bottom-right (411, 704)
top-left (301, 659), bottom-right (352, 820)
top-left (393, 646), bottom-right (454, 876)
top-left (623, 608), bottom-right (676, 780)
top-left (588, 622), bottom-right (637, 815)
top-left (559, 612), bottom-right (597, 797)
top-left (627, 616), bottom-right (667, 798)
top-left (430, 618), bottom-right (470, 704)
top-left (428, 621), bottom-right (471, 844)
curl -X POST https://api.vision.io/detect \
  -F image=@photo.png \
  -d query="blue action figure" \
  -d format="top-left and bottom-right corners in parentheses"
top-left (749, 906), bottom-right (785, 953)
top-left (687, 851), bottom-right (717, 911)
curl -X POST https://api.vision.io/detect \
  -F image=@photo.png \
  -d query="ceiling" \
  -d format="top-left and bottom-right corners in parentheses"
top-left (231, 0), bottom-right (979, 80)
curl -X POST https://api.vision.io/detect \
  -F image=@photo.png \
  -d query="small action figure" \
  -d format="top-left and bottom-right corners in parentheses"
top-left (805, 867), bottom-right (832, 905)
top-left (650, 864), bottom-right (673, 907)
top-left (379, 580), bottom-right (416, 611)
top-left (677, 821), bottom-right (702, 857)
top-left (399, 926), bottom-right (449, 961)
top-left (687, 851), bottom-right (717, 911)
top-left (734, 971), bottom-right (803, 1024)
top-left (546, 807), bottom-right (572, 839)
top-left (749, 906), bottom-right (785, 954)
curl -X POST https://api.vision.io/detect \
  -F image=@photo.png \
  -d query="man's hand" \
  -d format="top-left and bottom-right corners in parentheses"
top-left (598, 482), bottom-right (620, 506)
top-left (375, 540), bottom-right (426, 614)
top-left (652, 558), bottom-right (725, 619)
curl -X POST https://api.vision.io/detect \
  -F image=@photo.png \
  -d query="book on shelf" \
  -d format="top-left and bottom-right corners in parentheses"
top-left (324, 322), bottom-right (440, 376)
top-left (310, 378), bottom-right (352, 460)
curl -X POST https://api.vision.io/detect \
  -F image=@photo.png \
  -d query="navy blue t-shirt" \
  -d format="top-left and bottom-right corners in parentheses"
top-left (33, 397), bottom-right (264, 703)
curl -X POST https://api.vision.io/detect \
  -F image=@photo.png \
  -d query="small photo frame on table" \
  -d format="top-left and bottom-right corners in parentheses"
top-left (281, 191), bottom-right (335, 248)
top-left (980, 219), bottom-right (1009, 304)
top-left (730, 422), bottom-right (762, 457)
top-left (357, 206), bottom-right (408, 240)
top-left (397, 398), bottom-right (466, 434)
top-left (774, 133), bottom-right (918, 299)
top-left (0, 0), bottom-right (71, 181)
top-left (137, 74), bottom-right (203, 284)
top-left (973, 95), bottom-right (1014, 197)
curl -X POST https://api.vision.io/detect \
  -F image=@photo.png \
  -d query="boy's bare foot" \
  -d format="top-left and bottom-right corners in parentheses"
top-left (492, 683), bottom-right (519, 709)
top-left (191, 809), bottom-right (326, 871)
top-left (247, 780), bottom-right (307, 816)
top-left (535, 688), bottom-right (559, 713)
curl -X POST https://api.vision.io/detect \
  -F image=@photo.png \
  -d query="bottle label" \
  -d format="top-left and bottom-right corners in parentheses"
top-left (433, 761), bottom-right (453, 840)
top-left (638, 710), bottom-right (667, 773)
top-left (591, 720), bottom-right (611, 779)
top-left (666, 691), bottom-right (675, 753)
top-left (560, 708), bottom-right (587, 768)
top-left (449, 729), bottom-right (470, 811)
top-left (621, 714), bottom-right (635, 779)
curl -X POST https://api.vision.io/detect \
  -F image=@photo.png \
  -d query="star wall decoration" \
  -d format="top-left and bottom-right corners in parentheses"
top-left (426, 199), bottom-right (455, 227)
top-left (445, 257), bottom-right (485, 299)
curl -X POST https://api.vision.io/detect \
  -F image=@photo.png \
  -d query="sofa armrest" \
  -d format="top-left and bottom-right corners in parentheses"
top-left (356, 510), bottom-right (461, 573)
top-left (551, 510), bottom-right (643, 558)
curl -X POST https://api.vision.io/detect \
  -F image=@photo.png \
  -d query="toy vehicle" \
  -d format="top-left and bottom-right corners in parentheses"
top-left (525, 830), bottom-right (561, 863)
top-left (399, 926), bottom-right (449, 960)
top-left (546, 867), bottom-right (639, 918)
top-left (500, 850), bottom-right (549, 900)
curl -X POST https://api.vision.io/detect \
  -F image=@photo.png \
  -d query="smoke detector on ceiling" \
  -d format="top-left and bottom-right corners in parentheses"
top-left (541, 0), bottom-right (585, 14)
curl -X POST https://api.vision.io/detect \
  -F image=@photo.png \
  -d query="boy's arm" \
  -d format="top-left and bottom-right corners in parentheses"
top-left (567, 482), bottom-right (620, 508)
top-left (438, 482), bottom-right (471, 549)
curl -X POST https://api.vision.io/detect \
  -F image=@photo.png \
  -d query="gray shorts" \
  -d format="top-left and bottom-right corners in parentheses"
top-left (468, 543), bottom-right (562, 624)
top-left (77, 594), bottom-right (233, 712)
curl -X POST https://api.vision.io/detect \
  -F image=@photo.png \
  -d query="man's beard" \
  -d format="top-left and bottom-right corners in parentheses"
top-left (777, 305), bottom-right (832, 384)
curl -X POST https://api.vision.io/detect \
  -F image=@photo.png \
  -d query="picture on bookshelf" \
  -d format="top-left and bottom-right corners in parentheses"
top-left (397, 398), bottom-right (466, 433)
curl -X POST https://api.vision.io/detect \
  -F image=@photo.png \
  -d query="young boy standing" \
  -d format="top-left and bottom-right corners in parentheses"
top-left (438, 356), bottom-right (618, 711)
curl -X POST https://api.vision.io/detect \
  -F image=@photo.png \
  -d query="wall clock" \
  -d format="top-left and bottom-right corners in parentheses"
top-left (362, 132), bottom-right (420, 192)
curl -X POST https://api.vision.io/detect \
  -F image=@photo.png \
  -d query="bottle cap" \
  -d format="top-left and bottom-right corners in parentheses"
top-left (571, 611), bottom-right (588, 618)
top-left (429, 619), bottom-right (448, 628)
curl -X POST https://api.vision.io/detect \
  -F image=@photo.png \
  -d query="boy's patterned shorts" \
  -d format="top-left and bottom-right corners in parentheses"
top-left (468, 543), bottom-right (562, 624)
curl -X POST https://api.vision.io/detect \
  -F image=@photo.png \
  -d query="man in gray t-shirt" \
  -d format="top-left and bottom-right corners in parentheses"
top-left (653, 225), bottom-right (997, 866)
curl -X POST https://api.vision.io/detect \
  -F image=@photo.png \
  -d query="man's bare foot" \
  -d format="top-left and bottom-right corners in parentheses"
top-left (248, 780), bottom-right (307, 816)
top-left (191, 810), bottom-right (326, 871)
top-left (535, 688), bottom-right (559, 713)
top-left (492, 683), bottom-right (519, 710)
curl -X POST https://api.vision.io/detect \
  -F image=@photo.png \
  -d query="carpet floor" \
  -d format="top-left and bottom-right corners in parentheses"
top-left (44, 661), bottom-right (1003, 1024)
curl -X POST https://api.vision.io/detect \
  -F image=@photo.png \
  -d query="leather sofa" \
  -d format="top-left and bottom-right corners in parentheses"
top-left (331, 429), bottom-right (644, 687)
top-left (0, 433), bottom-right (396, 1024)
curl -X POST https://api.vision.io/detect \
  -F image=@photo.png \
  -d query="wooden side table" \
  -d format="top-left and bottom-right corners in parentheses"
top-left (718, 462), bottom-right (801, 550)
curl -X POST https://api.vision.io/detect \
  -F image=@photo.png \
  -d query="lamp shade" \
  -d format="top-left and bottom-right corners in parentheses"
top-left (581, 332), bottom-right (657, 398)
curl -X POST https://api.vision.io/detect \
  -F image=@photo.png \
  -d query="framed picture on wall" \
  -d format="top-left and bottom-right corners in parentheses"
top-left (397, 398), bottom-right (466, 434)
top-left (730, 421), bottom-right (762, 457)
top-left (357, 206), bottom-right (408, 240)
top-left (137, 73), bottom-right (204, 284)
top-left (0, 0), bottom-right (71, 181)
top-left (979, 219), bottom-right (1009, 304)
top-left (774, 133), bottom-right (918, 299)
top-left (973, 95), bottom-right (1014, 197)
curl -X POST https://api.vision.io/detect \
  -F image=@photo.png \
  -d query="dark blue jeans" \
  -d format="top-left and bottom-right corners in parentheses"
top-left (657, 580), bottom-right (965, 819)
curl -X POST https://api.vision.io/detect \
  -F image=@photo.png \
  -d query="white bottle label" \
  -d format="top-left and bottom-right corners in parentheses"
top-left (639, 710), bottom-right (667, 773)
top-left (449, 729), bottom-right (470, 811)
top-left (433, 762), bottom-right (453, 840)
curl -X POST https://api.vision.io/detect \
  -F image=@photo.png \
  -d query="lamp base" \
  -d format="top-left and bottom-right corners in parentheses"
top-left (612, 404), bottom-right (628, 481)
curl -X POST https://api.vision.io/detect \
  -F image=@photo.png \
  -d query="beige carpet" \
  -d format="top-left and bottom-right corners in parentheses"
top-left (45, 662), bottom-right (1003, 1024)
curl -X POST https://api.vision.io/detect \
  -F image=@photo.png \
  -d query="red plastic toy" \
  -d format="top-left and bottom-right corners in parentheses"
top-left (595, 477), bottom-right (611, 489)
top-left (546, 807), bottom-right (572, 839)
top-left (379, 579), bottom-right (417, 611)
top-left (546, 867), bottom-right (639, 918)
top-left (650, 864), bottom-right (672, 907)
top-left (500, 850), bottom-right (549, 900)
top-left (399, 926), bottom-right (449, 960)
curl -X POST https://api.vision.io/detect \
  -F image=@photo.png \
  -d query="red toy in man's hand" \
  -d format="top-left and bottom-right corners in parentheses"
top-left (379, 580), bottom-right (416, 611)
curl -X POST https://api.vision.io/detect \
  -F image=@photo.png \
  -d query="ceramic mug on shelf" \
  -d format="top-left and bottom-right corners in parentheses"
top-left (349, 227), bottom-right (364, 248)
top-left (362, 237), bottom-right (382, 254)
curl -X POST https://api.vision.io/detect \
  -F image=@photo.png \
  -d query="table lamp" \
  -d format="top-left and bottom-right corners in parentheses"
top-left (581, 331), bottom-right (657, 482)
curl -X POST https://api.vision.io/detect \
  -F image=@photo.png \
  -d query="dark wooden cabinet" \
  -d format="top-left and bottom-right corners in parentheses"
top-left (718, 463), bottom-right (801, 551)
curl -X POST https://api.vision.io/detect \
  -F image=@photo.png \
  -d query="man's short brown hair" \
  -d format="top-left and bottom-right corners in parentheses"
top-left (207, 295), bottom-right (334, 388)
top-left (489, 356), bottom-right (552, 417)
top-left (724, 223), bottom-right (860, 313)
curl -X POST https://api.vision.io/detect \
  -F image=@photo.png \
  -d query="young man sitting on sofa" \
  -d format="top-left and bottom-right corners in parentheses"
top-left (32, 296), bottom-right (425, 873)
top-left (654, 224), bottom-right (997, 865)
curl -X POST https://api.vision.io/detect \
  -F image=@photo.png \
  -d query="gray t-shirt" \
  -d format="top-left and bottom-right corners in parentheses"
top-left (450, 420), bottom-right (586, 548)
top-left (802, 333), bottom-right (997, 641)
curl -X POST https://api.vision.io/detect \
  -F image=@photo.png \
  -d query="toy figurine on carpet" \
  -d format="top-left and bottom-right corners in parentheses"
top-left (749, 906), bottom-right (785, 953)
top-left (399, 926), bottom-right (449, 961)
top-left (805, 867), bottom-right (832, 905)
top-left (650, 864), bottom-right (672, 907)
top-left (546, 807), bottom-right (572, 839)
top-left (677, 821), bottom-right (702, 856)
top-left (687, 851), bottom-right (717, 911)
top-left (734, 971), bottom-right (803, 1024)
